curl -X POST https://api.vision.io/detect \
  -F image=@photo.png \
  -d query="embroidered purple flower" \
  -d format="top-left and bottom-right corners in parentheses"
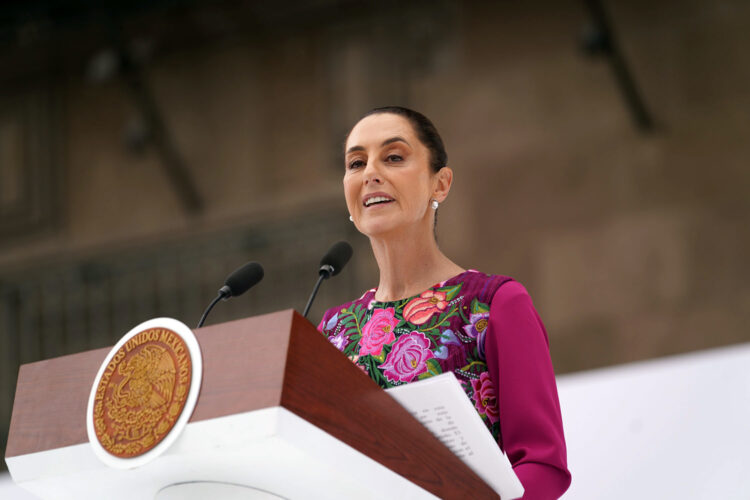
top-left (329, 329), bottom-right (349, 350)
top-left (359, 307), bottom-right (398, 357)
top-left (433, 346), bottom-right (448, 359)
top-left (464, 312), bottom-right (489, 339)
top-left (471, 372), bottom-right (499, 423)
top-left (379, 332), bottom-right (435, 382)
top-left (439, 329), bottom-right (462, 346)
top-left (433, 329), bottom-right (460, 359)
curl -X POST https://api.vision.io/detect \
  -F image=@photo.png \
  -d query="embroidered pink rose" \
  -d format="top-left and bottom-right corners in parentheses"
top-left (471, 372), bottom-right (499, 423)
top-left (379, 332), bottom-right (435, 382)
top-left (359, 307), bottom-right (398, 356)
top-left (403, 290), bottom-right (448, 325)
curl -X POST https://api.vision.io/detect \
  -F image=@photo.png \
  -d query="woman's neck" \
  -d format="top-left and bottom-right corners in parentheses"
top-left (369, 230), bottom-right (464, 302)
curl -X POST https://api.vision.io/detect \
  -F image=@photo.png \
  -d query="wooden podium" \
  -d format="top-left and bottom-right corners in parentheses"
top-left (5, 310), bottom-right (498, 499)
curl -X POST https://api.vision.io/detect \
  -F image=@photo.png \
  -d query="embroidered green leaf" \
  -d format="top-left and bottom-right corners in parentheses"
top-left (427, 358), bottom-right (442, 375)
top-left (417, 358), bottom-right (443, 380)
top-left (417, 306), bottom-right (458, 334)
top-left (395, 319), bottom-right (409, 330)
top-left (422, 331), bottom-right (440, 346)
top-left (459, 360), bottom-right (487, 374)
top-left (339, 308), bottom-right (365, 337)
top-left (470, 298), bottom-right (490, 315)
top-left (353, 304), bottom-right (367, 323)
top-left (339, 317), bottom-right (355, 327)
top-left (368, 359), bottom-right (392, 387)
top-left (458, 305), bottom-right (471, 323)
top-left (440, 283), bottom-right (463, 301)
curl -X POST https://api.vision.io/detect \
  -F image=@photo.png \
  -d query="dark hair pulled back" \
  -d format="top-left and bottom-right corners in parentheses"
top-left (354, 106), bottom-right (448, 173)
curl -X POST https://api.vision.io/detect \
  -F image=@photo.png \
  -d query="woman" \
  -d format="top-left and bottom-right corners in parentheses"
top-left (318, 106), bottom-right (571, 499)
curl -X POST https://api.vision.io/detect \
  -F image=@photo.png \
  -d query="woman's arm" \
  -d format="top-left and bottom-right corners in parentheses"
top-left (484, 281), bottom-right (571, 500)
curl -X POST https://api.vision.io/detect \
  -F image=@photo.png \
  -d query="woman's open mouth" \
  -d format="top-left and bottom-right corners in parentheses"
top-left (363, 194), bottom-right (395, 207)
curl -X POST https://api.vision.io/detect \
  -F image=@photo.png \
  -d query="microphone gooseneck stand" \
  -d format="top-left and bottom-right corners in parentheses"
top-left (197, 288), bottom-right (230, 328)
top-left (303, 265), bottom-right (334, 318)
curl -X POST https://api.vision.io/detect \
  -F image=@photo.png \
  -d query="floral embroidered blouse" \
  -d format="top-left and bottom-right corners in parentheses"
top-left (317, 270), bottom-right (571, 500)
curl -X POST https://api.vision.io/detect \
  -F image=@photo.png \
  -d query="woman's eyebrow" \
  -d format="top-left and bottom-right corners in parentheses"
top-left (381, 136), bottom-right (410, 148)
top-left (346, 145), bottom-right (365, 154)
top-left (346, 136), bottom-right (410, 155)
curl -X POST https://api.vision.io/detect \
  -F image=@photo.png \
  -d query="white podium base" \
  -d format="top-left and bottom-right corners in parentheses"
top-left (6, 407), bottom-right (436, 500)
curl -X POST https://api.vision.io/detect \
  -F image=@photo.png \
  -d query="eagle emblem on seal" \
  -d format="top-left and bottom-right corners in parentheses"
top-left (92, 328), bottom-right (191, 458)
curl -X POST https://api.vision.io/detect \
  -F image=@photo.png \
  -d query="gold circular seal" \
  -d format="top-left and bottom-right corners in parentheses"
top-left (91, 327), bottom-right (192, 458)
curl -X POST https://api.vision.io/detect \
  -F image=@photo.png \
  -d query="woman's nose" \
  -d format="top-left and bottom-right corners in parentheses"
top-left (363, 160), bottom-right (382, 184)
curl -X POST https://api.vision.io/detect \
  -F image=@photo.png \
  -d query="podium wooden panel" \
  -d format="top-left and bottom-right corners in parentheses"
top-left (6, 310), bottom-right (498, 499)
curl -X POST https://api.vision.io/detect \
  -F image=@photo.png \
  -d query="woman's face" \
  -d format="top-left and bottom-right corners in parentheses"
top-left (343, 113), bottom-right (450, 239)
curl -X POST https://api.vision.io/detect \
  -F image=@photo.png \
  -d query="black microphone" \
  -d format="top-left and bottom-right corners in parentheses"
top-left (197, 261), bottom-right (264, 328)
top-left (302, 241), bottom-right (353, 318)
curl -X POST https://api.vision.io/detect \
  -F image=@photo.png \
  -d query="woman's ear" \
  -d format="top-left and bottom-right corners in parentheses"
top-left (433, 166), bottom-right (454, 203)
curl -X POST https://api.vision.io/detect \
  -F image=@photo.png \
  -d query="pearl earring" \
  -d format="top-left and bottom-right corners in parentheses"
top-left (430, 199), bottom-right (439, 210)
top-left (349, 215), bottom-right (353, 222)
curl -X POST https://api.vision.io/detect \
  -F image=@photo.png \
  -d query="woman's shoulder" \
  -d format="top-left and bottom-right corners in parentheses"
top-left (468, 272), bottom-right (540, 318)
top-left (490, 278), bottom-right (533, 303)
top-left (448, 269), bottom-right (516, 305)
top-left (448, 271), bottom-right (542, 322)
top-left (459, 270), bottom-right (538, 297)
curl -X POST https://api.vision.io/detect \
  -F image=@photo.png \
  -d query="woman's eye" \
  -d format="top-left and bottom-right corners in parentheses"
top-left (347, 159), bottom-right (365, 169)
top-left (386, 154), bottom-right (403, 162)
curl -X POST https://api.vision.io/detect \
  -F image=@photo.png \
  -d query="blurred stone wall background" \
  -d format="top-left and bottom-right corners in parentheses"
top-left (1, 0), bottom-right (748, 467)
